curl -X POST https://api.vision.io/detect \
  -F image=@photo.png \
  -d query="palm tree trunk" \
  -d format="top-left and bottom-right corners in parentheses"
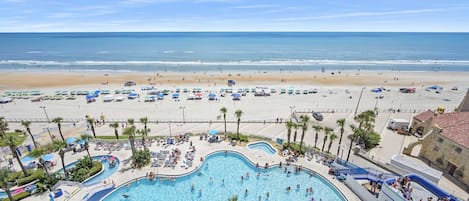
top-left (129, 136), bottom-right (136, 155)
top-left (114, 129), bottom-right (119, 139)
top-left (299, 130), bottom-right (305, 151)
top-left (58, 124), bottom-right (65, 141)
top-left (346, 136), bottom-right (355, 162)
top-left (39, 159), bottom-right (49, 174)
top-left (293, 130), bottom-right (297, 142)
top-left (337, 130), bottom-right (344, 156)
top-left (27, 129), bottom-right (38, 149)
top-left (11, 147), bottom-right (29, 177)
top-left (60, 156), bottom-right (67, 180)
top-left (287, 129), bottom-right (291, 145)
top-left (86, 147), bottom-right (91, 158)
top-left (314, 132), bottom-right (318, 148)
top-left (236, 119), bottom-right (240, 139)
top-left (4, 184), bottom-right (13, 201)
top-left (321, 138), bottom-right (327, 152)
top-left (91, 125), bottom-right (96, 138)
top-left (328, 141), bottom-right (333, 153)
top-left (223, 115), bottom-right (227, 138)
top-left (142, 135), bottom-right (147, 150)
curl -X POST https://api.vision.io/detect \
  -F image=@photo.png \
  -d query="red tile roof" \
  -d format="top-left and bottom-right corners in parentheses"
top-left (433, 112), bottom-right (469, 149)
top-left (414, 110), bottom-right (434, 122)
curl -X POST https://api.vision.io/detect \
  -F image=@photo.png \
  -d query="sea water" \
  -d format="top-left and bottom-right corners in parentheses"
top-left (1, 32), bottom-right (469, 72)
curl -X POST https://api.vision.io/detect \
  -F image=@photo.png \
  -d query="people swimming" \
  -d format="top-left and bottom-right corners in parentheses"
top-left (286, 186), bottom-right (291, 191)
top-left (122, 194), bottom-right (129, 199)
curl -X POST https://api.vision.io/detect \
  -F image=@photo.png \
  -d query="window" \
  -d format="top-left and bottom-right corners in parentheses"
top-left (438, 138), bottom-right (444, 143)
top-left (455, 147), bottom-right (462, 153)
top-left (433, 146), bottom-right (440, 151)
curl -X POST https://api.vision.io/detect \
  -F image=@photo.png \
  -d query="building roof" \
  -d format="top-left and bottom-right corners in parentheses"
top-left (433, 112), bottom-right (469, 149)
top-left (414, 110), bottom-right (434, 122)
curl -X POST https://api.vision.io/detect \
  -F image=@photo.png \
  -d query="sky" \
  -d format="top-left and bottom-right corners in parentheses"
top-left (1, 0), bottom-right (469, 32)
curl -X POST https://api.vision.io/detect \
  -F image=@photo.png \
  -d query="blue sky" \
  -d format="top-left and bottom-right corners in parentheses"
top-left (1, 0), bottom-right (468, 32)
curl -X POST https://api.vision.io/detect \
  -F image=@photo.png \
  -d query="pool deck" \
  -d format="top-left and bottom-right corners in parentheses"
top-left (23, 136), bottom-right (360, 201)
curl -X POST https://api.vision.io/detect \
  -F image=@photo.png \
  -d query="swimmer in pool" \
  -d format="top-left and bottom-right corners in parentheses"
top-left (122, 194), bottom-right (129, 199)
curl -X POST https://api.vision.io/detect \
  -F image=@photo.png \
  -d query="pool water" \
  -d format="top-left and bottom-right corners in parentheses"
top-left (82, 155), bottom-right (120, 186)
top-left (248, 142), bottom-right (277, 155)
top-left (102, 152), bottom-right (345, 201)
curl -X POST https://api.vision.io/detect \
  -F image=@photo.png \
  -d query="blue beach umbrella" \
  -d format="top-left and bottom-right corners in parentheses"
top-left (209, 129), bottom-right (218, 136)
top-left (172, 93), bottom-right (179, 98)
top-left (65, 137), bottom-right (77, 144)
top-left (42, 154), bottom-right (54, 161)
top-left (21, 156), bottom-right (36, 164)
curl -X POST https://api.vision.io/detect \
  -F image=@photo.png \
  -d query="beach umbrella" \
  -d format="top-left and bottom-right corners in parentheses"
top-left (172, 93), bottom-right (179, 98)
top-left (208, 93), bottom-right (216, 98)
top-left (42, 154), bottom-right (54, 161)
top-left (157, 93), bottom-right (164, 97)
top-left (209, 129), bottom-right (218, 136)
top-left (231, 93), bottom-right (241, 97)
top-left (371, 88), bottom-right (382, 93)
top-left (66, 137), bottom-right (77, 144)
top-left (21, 156), bottom-right (36, 164)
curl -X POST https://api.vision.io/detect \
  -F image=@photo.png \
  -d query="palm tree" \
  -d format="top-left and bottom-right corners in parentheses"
top-left (127, 118), bottom-right (135, 126)
top-left (52, 117), bottom-right (65, 141)
top-left (29, 148), bottom-right (49, 174)
top-left (299, 115), bottom-right (310, 151)
top-left (0, 168), bottom-right (14, 201)
top-left (285, 121), bottom-right (294, 146)
top-left (109, 122), bottom-right (120, 139)
top-left (21, 120), bottom-right (38, 148)
top-left (123, 126), bottom-right (137, 156)
top-left (51, 140), bottom-right (68, 179)
top-left (87, 118), bottom-right (96, 138)
top-left (327, 132), bottom-right (338, 153)
top-left (0, 117), bottom-right (8, 139)
top-left (220, 107), bottom-right (228, 138)
top-left (321, 127), bottom-right (333, 152)
top-left (1, 133), bottom-right (29, 176)
top-left (292, 123), bottom-right (298, 142)
top-left (336, 118), bottom-right (346, 156)
top-left (312, 125), bottom-right (323, 149)
top-left (346, 125), bottom-right (364, 162)
top-left (234, 110), bottom-right (243, 140)
top-left (80, 134), bottom-right (93, 158)
top-left (139, 117), bottom-right (149, 149)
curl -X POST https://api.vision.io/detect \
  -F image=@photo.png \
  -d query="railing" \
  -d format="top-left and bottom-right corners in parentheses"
top-left (3, 117), bottom-right (287, 124)
top-left (294, 108), bottom-right (427, 114)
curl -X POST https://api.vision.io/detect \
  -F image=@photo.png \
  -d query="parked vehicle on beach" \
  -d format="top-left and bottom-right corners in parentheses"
top-left (312, 112), bottom-right (323, 121)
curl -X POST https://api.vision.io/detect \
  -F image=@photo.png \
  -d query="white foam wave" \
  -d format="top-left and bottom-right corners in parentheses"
top-left (183, 51), bottom-right (194, 54)
top-left (162, 51), bottom-right (175, 54)
top-left (1, 59), bottom-right (469, 66)
top-left (26, 51), bottom-right (42, 54)
top-left (97, 51), bottom-right (111, 54)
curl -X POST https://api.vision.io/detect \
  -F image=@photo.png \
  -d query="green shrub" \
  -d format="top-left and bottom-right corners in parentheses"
top-left (282, 143), bottom-right (305, 154)
top-left (1, 191), bottom-right (30, 201)
top-left (16, 169), bottom-right (44, 186)
top-left (131, 149), bottom-right (151, 168)
top-left (36, 173), bottom-right (61, 193)
top-left (89, 161), bottom-right (103, 177)
top-left (227, 133), bottom-right (249, 142)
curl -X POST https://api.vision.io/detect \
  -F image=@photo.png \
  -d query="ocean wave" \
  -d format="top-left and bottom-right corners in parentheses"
top-left (183, 51), bottom-right (194, 54)
top-left (2, 59), bottom-right (469, 66)
top-left (26, 51), bottom-right (42, 54)
top-left (162, 51), bottom-right (175, 54)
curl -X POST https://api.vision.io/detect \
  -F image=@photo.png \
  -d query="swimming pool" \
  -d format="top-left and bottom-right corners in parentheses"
top-left (247, 141), bottom-right (277, 155)
top-left (102, 151), bottom-right (346, 201)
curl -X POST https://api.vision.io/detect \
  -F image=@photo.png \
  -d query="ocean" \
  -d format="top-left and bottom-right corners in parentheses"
top-left (1, 32), bottom-right (469, 72)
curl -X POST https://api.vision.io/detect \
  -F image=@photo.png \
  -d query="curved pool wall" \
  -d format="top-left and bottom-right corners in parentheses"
top-left (247, 141), bottom-right (277, 155)
top-left (102, 151), bottom-right (347, 201)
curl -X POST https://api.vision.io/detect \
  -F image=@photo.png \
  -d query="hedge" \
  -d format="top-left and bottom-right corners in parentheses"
top-left (89, 161), bottom-right (103, 177)
top-left (16, 169), bottom-right (44, 186)
top-left (227, 133), bottom-right (249, 142)
top-left (283, 143), bottom-right (305, 154)
top-left (1, 191), bottom-right (30, 201)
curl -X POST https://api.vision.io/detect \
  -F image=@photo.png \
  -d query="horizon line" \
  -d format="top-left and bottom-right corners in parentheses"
top-left (1, 31), bottom-right (469, 34)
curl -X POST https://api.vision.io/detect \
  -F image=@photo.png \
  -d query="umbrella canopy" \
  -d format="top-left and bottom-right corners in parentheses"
top-left (209, 129), bottom-right (218, 135)
top-left (371, 88), bottom-right (382, 93)
top-left (231, 93), bottom-right (241, 97)
top-left (42, 154), bottom-right (54, 161)
top-left (66, 137), bottom-right (77, 144)
top-left (157, 93), bottom-right (164, 97)
top-left (21, 156), bottom-right (36, 164)
top-left (172, 93), bottom-right (179, 98)
top-left (195, 93), bottom-right (203, 97)
top-left (86, 95), bottom-right (95, 100)
top-left (208, 93), bottom-right (216, 97)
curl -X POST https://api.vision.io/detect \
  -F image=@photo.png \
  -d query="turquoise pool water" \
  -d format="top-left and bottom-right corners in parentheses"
top-left (248, 142), bottom-right (277, 155)
top-left (102, 152), bottom-right (346, 201)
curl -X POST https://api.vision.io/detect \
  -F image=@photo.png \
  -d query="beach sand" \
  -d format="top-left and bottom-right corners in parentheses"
top-left (1, 70), bottom-right (468, 89)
